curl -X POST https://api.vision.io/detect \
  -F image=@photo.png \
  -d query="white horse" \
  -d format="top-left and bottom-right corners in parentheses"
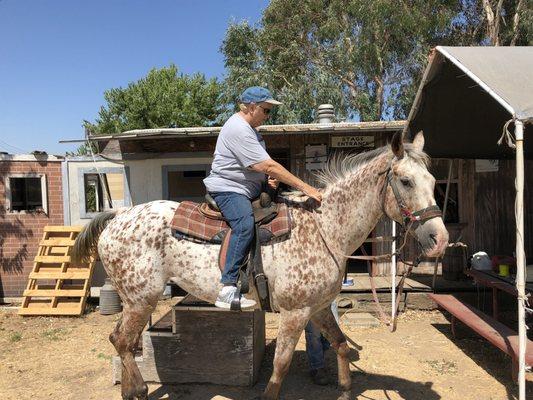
top-left (72, 132), bottom-right (448, 400)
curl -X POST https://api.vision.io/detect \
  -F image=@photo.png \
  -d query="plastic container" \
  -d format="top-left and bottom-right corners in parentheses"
top-left (498, 264), bottom-right (510, 277)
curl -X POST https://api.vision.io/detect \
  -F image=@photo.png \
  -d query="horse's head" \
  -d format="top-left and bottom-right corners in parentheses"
top-left (382, 131), bottom-right (449, 257)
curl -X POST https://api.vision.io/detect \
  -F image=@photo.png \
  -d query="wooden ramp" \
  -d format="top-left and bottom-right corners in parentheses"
top-left (18, 225), bottom-right (95, 316)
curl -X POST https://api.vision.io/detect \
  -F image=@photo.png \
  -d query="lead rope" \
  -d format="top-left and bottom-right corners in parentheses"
top-left (310, 209), bottom-right (417, 332)
top-left (363, 246), bottom-right (417, 332)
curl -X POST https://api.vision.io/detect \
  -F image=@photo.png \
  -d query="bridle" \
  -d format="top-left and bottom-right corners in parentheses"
top-left (380, 166), bottom-right (442, 231)
top-left (311, 159), bottom-right (443, 332)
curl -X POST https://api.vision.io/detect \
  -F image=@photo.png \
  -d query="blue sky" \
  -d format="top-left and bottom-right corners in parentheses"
top-left (0, 0), bottom-right (269, 155)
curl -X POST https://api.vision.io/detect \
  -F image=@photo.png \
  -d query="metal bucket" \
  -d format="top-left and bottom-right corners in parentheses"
top-left (99, 278), bottom-right (122, 315)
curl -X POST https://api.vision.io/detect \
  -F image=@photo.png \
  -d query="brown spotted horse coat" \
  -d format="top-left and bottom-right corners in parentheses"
top-left (72, 132), bottom-right (448, 400)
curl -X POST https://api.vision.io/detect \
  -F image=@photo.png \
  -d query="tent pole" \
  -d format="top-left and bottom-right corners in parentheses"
top-left (514, 119), bottom-right (526, 400)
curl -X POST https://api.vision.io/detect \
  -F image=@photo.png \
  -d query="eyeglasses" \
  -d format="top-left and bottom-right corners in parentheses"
top-left (257, 104), bottom-right (272, 115)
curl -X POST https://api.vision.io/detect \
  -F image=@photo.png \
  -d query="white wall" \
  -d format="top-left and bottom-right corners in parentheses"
top-left (64, 154), bottom-right (212, 293)
top-left (125, 156), bottom-right (212, 205)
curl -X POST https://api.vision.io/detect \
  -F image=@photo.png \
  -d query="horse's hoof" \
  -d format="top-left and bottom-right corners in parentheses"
top-left (136, 384), bottom-right (148, 400)
top-left (337, 390), bottom-right (351, 400)
top-left (121, 383), bottom-right (147, 400)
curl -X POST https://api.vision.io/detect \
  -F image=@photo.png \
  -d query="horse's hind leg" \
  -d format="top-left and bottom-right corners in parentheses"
top-left (262, 308), bottom-right (310, 400)
top-left (110, 298), bottom-right (158, 400)
top-left (310, 305), bottom-right (352, 400)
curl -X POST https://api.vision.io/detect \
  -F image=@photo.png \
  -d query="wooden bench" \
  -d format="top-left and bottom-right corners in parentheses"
top-left (428, 293), bottom-right (533, 381)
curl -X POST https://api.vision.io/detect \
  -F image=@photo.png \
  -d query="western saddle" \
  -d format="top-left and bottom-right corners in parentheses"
top-left (171, 192), bottom-right (292, 311)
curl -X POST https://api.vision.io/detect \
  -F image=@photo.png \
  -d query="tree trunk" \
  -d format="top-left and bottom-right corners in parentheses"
top-left (372, 21), bottom-right (385, 120)
top-left (374, 75), bottom-right (384, 120)
top-left (482, 0), bottom-right (504, 45)
top-left (510, 0), bottom-right (524, 46)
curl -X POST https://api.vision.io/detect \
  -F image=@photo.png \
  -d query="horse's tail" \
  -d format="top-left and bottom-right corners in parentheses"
top-left (71, 211), bottom-right (117, 265)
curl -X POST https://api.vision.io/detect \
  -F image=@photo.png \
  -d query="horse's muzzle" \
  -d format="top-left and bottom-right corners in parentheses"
top-left (414, 219), bottom-right (449, 257)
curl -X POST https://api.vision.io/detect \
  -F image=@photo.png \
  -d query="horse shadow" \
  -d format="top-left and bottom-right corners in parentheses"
top-left (431, 322), bottom-right (533, 399)
top-left (147, 340), bottom-right (441, 400)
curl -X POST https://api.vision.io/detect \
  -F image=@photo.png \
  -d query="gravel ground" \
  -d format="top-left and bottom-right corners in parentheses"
top-left (0, 299), bottom-right (530, 400)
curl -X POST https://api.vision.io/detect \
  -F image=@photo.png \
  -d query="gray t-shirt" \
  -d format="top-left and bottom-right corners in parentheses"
top-left (203, 114), bottom-right (270, 199)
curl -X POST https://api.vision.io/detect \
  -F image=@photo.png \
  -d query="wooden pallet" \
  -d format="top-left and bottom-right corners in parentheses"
top-left (18, 225), bottom-right (95, 316)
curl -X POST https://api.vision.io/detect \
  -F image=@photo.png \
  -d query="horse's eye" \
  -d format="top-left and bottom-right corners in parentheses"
top-left (400, 177), bottom-right (412, 188)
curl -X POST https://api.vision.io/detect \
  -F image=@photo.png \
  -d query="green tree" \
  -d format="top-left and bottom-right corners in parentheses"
top-left (460, 0), bottom-right (533, 46)
top-left (85, 65), bottom-right (222, 134)
top-left (220, 0), bottom-right (532, 123)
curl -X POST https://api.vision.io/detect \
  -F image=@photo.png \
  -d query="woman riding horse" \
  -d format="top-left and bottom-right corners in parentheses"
top-left (72, 130), bottom-right (448, 400)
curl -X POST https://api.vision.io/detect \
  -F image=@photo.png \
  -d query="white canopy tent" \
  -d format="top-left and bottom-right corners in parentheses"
top-left (403, 46), bottom-right (533, 400)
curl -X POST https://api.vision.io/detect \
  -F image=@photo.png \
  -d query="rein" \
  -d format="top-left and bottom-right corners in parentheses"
top-left (311, 162), bottom-right (442, 332)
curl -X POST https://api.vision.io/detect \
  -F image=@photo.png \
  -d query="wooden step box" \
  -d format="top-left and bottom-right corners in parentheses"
top-left (113, 296), bottom-right (265, 386)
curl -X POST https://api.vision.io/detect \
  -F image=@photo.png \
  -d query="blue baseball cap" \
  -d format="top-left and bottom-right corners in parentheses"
top-left (239, 86), bottom-right (282, 105)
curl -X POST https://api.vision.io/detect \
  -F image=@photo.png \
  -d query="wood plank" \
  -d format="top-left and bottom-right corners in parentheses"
top-left (35, 255), bottom-right (71, 263)
top-left (39, 239), bottom-right (76, 246)
top-left (404, 277), bottom-right (430, 290)
top-left (29, 271), bottom-right (90, 280)
top-left (428, 294), bottom-right (533, 365)
top-left (44, 226), bottom-right (84, 232)
top-left (469, 269), bottom-right (533, 294)
top-left (18, 306), bottom-right (82, 316)
top-left (128, 308), bottom-right (263, 386)
top-left (23, 289), bottom-right (86, 297)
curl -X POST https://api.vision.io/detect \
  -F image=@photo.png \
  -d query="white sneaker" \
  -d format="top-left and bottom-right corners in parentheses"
top-left (215, 286), bottom-right (256, 310)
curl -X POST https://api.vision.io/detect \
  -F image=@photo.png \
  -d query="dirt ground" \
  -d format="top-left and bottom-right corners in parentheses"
top-left (0, 299), bottom-right (531, 400)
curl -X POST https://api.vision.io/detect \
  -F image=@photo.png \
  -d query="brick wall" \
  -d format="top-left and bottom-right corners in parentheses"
top-left (0, 160), bottom-right (64, 298)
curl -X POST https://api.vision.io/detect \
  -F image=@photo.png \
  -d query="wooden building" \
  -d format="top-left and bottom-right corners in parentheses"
top-left (77, 121), bottom-right (404, 278)
top-left (62, 116), bottom-right (532, 286)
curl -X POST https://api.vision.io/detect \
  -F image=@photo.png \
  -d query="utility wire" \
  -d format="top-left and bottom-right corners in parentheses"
top-left (0, 139), bottom-right (29, 154)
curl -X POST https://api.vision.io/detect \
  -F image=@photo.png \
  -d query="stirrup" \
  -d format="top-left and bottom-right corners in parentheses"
top-left (230, 289), bottom-right (241, 311)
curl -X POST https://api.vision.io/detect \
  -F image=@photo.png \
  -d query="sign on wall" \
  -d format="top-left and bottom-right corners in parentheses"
top-left (475, 159), bottom-right (499, 172)
top-left (305, 144), bottom-right (327, 171)
top-left (330, 135), bottom-right (374, 148)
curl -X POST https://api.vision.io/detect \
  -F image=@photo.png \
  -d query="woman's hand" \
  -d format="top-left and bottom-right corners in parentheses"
top-left (267, 176), bottom-right (279, 190)
top-left (302, 185), bottom-right (322, 205)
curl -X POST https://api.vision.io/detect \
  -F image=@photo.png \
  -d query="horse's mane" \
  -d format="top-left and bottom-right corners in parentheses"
top-left (314, 143), bottom-right (429, 187)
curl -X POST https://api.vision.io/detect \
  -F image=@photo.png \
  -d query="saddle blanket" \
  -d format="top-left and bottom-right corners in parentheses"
top-left (171, 200), bottom-right (292, 244)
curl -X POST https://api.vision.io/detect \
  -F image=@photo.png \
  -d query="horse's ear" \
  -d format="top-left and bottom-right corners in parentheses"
top-left (391, 132), bottom-right (404, 159)
top-left (412, 130), bottom-right (425, 151)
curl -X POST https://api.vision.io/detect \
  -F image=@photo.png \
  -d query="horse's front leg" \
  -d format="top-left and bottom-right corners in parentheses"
top-left (311, 305), bottom-right (353, 400)
top-left (262, 308), bottom-right (310, 400)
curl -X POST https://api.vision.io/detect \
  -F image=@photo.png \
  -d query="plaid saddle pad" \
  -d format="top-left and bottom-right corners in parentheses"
top-left (171, 200), bottom-right (292, 244)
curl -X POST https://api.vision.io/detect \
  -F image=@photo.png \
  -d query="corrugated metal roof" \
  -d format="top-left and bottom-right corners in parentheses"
top-left (88, 120), bottom-right (405, 141)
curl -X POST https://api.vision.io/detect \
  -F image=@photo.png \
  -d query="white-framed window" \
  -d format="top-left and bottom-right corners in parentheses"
top-left (78, 167), bottom-right (130, 218)
top-left (83, 172), bottom-right (126, 213)
top-left (5, 173), bottom-right (48, 214)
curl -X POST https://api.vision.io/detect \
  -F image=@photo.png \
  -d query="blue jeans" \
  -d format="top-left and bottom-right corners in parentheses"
top-left (210, 192), bottom-right (255, 285)
top-left (305, 302), bottom-right (339, 370)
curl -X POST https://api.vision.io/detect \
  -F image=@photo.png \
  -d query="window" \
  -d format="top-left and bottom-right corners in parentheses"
top-left (6, 174), bottom-right (47, 213)
top-left (78, 167), bottom-right (129, 218)
top-left (163, 165), bottom-right (210, 203)
top-left (83, 173), bottom-right (125, 213)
